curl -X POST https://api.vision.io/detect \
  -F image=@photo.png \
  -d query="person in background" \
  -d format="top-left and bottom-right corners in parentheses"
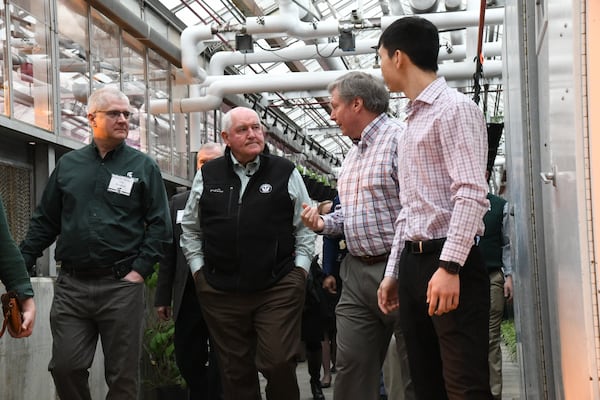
top-left (376, 17), bottom-right (492, 400)
top-left (317, 196), bottom-right (347, 389)
top-left (480, 172), bottom-right (513, 400)
top-left (155, 142), bottom-right (224, 400)
top-left (301, 255), bottom-right (328, 400)
top-left (180, 106), bottom-right (315, 400)
top-left (0, 195), bottom-right (35, 338)
top-left (301, 71), bottom-right (414, 400)
top-left (20, 86), bottom-right (172, 399)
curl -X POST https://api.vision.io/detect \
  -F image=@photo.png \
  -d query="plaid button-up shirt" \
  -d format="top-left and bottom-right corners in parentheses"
top-left (322, 113), bottom-right (404, 257)
top-left (385, 77), bottom-right (490, 278)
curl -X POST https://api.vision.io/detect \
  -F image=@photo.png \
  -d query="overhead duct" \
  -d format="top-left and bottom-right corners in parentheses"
top-left (206, 40), bottom-right (502, 78)
top-left (149, 61), bottom-right (502, 114)
top-left (409, 0), bottom-right (440, 13)
top-left (180, 7), bottom-right (503, 83)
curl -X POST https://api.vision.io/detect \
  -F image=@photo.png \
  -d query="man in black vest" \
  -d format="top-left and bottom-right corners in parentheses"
top-left (479, 173), bottom-right (513, 400)
top-left (155, 142), bottom-right (224, 400)
top-left (181, 107), bottom-right (315, 400)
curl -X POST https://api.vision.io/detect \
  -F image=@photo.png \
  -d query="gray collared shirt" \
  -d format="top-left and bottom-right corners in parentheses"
top-left (180, 152), bottom-right (315, 275)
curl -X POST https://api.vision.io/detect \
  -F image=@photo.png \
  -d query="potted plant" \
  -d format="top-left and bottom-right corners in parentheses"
top-left (143, 266), bottom-right (187, 399)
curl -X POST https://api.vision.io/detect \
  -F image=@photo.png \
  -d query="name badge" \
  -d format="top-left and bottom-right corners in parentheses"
top-left (107, 174), bottom-right (135, 196)
top-left (176, 209), bottom-right (185, 224)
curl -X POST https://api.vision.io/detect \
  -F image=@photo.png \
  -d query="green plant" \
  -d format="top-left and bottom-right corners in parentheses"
top-left (143, 265), bottom-right (185, 389)
top-left (501, 319), bottom-right (517, 362)
top-left (144, 319), bottom-right (185, 388)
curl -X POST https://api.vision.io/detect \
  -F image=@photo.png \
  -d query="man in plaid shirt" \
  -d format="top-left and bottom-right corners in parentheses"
top-left (302, 71), bottom-right (414, 400)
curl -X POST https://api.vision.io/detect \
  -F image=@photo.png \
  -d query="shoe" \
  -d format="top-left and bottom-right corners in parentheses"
top-left (310, 379), bottom-right (325, 400)
top-left (330, 365), bottom-right (336, 374)
top-left (320, 375), bottom-right (331, 388)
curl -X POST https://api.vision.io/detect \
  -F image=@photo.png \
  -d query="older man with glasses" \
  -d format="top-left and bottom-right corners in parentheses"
top-left (20, 86), bottom-right (172, 399)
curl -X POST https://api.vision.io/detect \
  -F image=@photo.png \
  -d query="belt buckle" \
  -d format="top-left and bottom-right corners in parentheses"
top-left (412, 241), bottom-right (423, 254)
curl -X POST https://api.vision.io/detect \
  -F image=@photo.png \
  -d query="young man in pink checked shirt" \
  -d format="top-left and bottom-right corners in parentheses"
top-left (376, 17), bottom-right (493, 400)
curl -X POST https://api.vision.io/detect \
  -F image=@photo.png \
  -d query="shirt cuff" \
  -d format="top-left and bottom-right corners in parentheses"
top-left (295, 255), bottom-right (312, 272)
top-left (189, 258), bottom-right (204, 275)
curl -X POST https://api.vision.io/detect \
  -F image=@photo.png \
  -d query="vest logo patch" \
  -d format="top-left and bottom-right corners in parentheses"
top-left (259, 184), bottom-right (272, 194)
top-left (210, 188), bottom-right (224, 193)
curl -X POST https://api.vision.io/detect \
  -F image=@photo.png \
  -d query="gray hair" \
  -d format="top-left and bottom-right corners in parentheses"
top-left (198, 142), bottom-right (225, 154)
top-left (221, 107), bottom-right (260, 133)
top-left (327, 72), bottom-right (389, 115)
top-left (87, 86), bottom-right (130, 113)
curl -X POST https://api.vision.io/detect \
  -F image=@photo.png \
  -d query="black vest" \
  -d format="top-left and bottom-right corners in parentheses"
top-left (479, 193), bottom-right (507, 271)
top-left (200, 151), bottom-right (296, 292)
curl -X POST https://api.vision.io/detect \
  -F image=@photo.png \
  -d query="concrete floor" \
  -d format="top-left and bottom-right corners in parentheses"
top-left (260, 343), bottom-right (522, 400)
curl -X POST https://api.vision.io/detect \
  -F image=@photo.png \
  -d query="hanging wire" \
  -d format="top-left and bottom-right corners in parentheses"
top-left (472, 0), bottom-right (487, 105)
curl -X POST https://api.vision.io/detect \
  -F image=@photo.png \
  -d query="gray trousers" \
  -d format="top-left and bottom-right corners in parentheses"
top-left (49, 273), bottom-right (145, 400)
top-left (333, 255), bottom-right (414, 400)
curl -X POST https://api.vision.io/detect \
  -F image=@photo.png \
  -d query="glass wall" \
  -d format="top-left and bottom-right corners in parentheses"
top-left (0, 0), bottom-right (196, 182)
top-left (57, 0), bottom-right (90, 142)
top-left (121, 31), bottom-right (144, 152)
top-left (0, 2), bottom-right (6, 116)
top-left (147, 48), bottom-right (173, 173)
top-left (9, 2), bottom-right (53, 130)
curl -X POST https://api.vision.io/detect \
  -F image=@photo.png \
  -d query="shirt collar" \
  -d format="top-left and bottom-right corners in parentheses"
top-left (91, 140), bottom-right (126, 159)
top-left (405, 76), bottom-right (446, 115)
top-left (355, 113), bottom-right (388, 147)
top-left (229, 152), bottom-right (261, 176)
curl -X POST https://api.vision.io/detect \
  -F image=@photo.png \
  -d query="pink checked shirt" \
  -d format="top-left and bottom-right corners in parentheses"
top-left (321, 113), bottom-right (404, 257)
top-left (384, 77), bottom-right (490, 278)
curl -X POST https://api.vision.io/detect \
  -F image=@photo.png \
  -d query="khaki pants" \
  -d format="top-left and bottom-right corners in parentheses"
top-left (488, 269), bottom-right (505, 400)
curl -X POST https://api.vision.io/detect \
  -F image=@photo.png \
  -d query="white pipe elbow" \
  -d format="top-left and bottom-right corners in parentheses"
top-left (180, 24), bottom-right (213, 82)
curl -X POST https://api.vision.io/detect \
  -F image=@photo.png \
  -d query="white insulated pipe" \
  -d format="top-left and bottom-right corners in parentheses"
top-left (206, 40), bottom-right (502, 77)
top-left (181, 7), bottom-right (504, 82)
top-left (244, 0), bottom-right (340, 38)
top-left (180, 24), bottom-right (214, 82)
top-left (380, 8), bottom-right (502, 31)
top-left (149, 60), bottom-right (502, 114)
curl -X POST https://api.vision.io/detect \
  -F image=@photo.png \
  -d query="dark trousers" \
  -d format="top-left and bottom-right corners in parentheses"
top-left (197, 267), bottom-right (306, 400)
top-left (398, 246), bottom-right (492, 400)
top-left (174, 281), bottom-right (222, 400)
top-left (49, 273), bottom-right (144, 400)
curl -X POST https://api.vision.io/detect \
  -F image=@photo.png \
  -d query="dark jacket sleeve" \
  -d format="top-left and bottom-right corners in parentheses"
top-left (131, 162), bottom-right (173, 278)
top-left (154, 197), bottom-right (177, 307)
top-left (19, 165), bottom-right (63, 268)
top-left (0, 196), bottom-right (34, 298)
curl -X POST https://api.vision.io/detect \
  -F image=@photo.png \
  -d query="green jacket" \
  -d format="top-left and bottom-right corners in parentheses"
top-left (0, 195), bottom-right (33, 298)
top-left (20, 141), bottom-right (172, 278)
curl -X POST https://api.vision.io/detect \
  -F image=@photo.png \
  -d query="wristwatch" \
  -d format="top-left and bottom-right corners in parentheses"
top-left (439, 260), bottom-right (461, 275)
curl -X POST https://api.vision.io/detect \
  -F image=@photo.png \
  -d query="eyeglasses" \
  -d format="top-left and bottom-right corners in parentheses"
top-left (94, 110), bottom-right (132, 119)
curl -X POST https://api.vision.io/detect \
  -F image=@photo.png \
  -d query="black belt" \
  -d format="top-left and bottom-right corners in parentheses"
top-left (357, 253), bottom-right (389, 265)
top-left (405, 237), bottom-right (479, 255)
top-left (61, 255), bottom-right (136, 280)
top-left (405, 238), bottom-right (446, 254)
top-left (61, 265), bottom-right (115, 279)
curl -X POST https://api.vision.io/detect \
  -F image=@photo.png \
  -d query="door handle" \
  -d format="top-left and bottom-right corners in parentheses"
top-left (540, 165), bottom-right (556, 187)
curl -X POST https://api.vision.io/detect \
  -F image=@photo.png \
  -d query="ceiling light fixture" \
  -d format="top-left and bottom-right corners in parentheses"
top-left (339, 30), bottom-right (355, 52)
top-left (235, 34), bottom-right (254, 53)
